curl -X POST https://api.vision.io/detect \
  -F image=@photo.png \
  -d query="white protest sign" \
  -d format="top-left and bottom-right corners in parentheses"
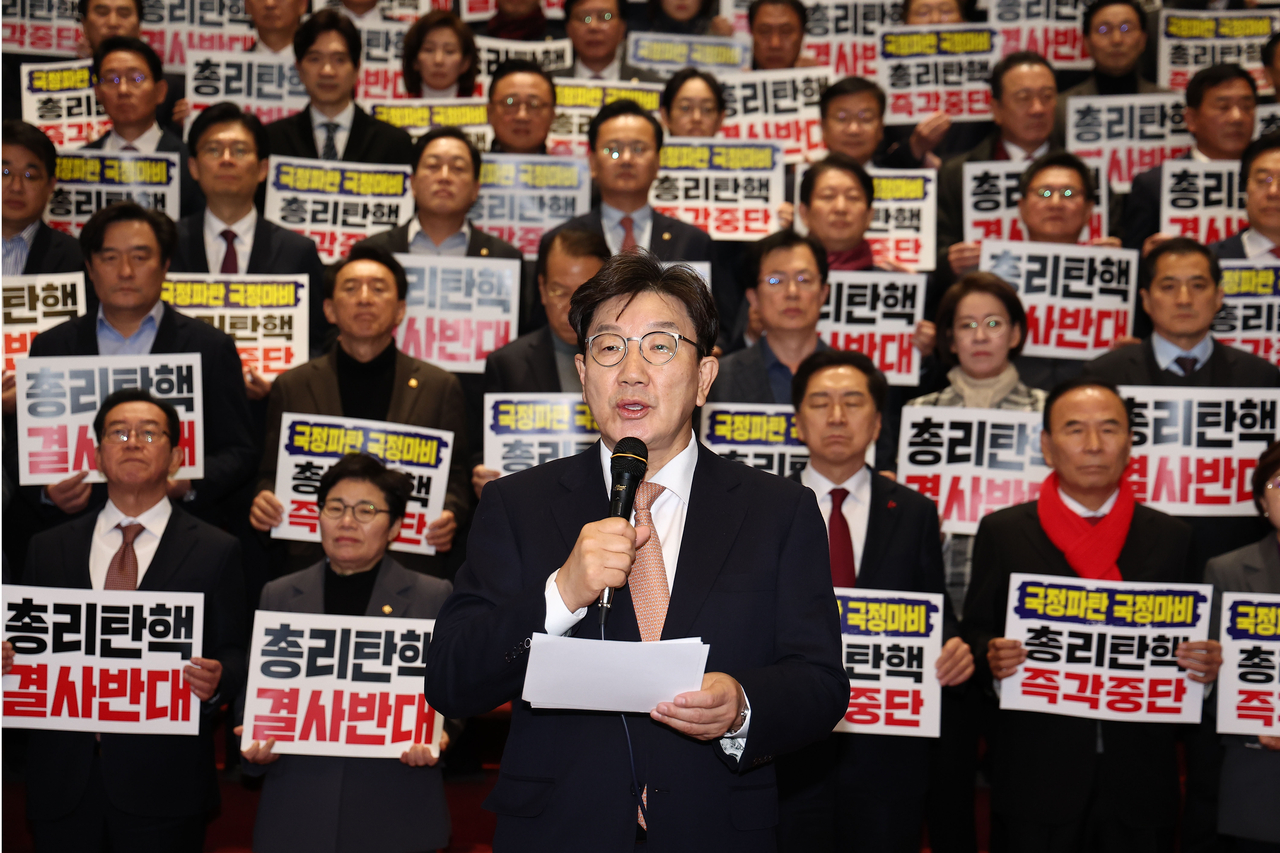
top-left (1216, 260), bottom-right (1280, 369)
top-left (699, 402), bottom-right (810, 477)
top-left (818, 270), bottom-right (927, 386)
top-left (1158, 160), bottom-right (1249, 246)
top-left (185, 50), bottom-right (309, 132)
top-left (2, 272), bottom-right (87, 371)
top-left (625, 32), bottom-right (749, 77)
top-left (652, 138), bottom-right (784, 241)
top-left (471, 153), bottom-right (592, 260)
top-left (46, 151), bottom-right (181, 236)
top-left (717, 67), bottom-right (831, 164)
top-left (20, 57), bottom-right (111, 150)
top-left (878, 24), bottom-right (1002, 126)
top-left (1216, 591), bottom-right (1280, 735)
top-left (1065, 94), bottom-right (1191, 195)
top-left (1158, 9), bottom-right (1280, 95)
top-left (482, 393), bottom-right (600, 475)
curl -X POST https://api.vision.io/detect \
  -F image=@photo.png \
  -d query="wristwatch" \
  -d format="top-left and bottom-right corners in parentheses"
top-left (725, 705), bottom-right (748, 736)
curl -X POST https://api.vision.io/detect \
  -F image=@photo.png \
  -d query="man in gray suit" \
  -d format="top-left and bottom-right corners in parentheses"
top-left (239, 453), bottom-right (454, 853)
top-left (556, 0), bottom-right (662, 83)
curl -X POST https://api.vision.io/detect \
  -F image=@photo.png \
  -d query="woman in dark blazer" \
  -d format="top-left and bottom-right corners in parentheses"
top-left (236, 454), bottom-right (454, 853)
top-left (1205, 440), bottom-right (1280, 852)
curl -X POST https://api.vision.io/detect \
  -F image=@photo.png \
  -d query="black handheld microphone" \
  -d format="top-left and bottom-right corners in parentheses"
top-left (600, 436), bottom-right (648, 625)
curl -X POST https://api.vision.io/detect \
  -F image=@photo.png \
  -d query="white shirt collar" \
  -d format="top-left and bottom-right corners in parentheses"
top-left (205, 207), bottom-right (257, 243)
top-left (1241, 227), bottom-right (1277, 259)
top-left (1150, 330), bottom-right (1215, 372)
top-left (252, 40), bottom-right (297, 60)
top-left (407, 216), bottom-right (470, 246)
top-left (339, 3), bottom-right (386, 23)
top-left (801, 463), bottom-right (871, 505)
top-left (597, 431), bottom-right (698, 507)
top-left (106, 122), bottom-right (163, 153)
top-left (311, 101), bottom-right (356, 133)
top-left (97, 495), bottom-right (173, 539)
top-left (1190, 146), bottom-right (1213, 163)
top-left (574, 47), bottom-right (622, 80)
top-left (1058, 486), bottom-right (1119, 518)
top-left (1002, 138), bottom-right (1050, 162)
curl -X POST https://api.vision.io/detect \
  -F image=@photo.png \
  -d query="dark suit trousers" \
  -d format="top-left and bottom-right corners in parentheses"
top-left (777, 732), bottom-right (930, 853)
top-left (30, 751), bottom-right (205, 853)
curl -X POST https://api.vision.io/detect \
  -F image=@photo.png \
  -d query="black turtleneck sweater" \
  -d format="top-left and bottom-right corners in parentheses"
top-left (335, 341), bottom-right (396, 422)
top-left (1091, 69), bottom-right (1144, 96)
top-left (324, 559), bottom-right (382, 616)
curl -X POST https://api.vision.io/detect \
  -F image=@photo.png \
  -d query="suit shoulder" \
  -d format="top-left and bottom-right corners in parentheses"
top-left (403, 353), bottom-right (462, 390)
top-left (715, 344), bottom-right (762, 373)
top-left (1204, 538), bottom-right (1266, 584)
top-left (489, 328), bottom-right (545, 362)
top-left (1131, 503), bottom-right (1192, 538)
top-left (264, 219), bottom-right (322, 252)
top-left (712, 452), bottom-right (812, 503)
top-left (1130, 164), bottom-right (1162, 194)
top-left (168, 308), bottom-right (237, 350)
top-left (975, 500), bottom-right (1039, 535)
top-left (175, 507), bottom-right (241, 551)
top-left (372, 115), bottom-right (413, 143)
top-left (28, 512), bottom-right (98, 553)
top-left (1083, 342), bottom-right (1142, 378)
top-left (884, 478), bottom-right (940, 516)
top-left (474, 229), bottom-right (522, 259)
top-left (28, 313), bottom-right (89, 354)
top-left (1217, 342), bottom-right (1280, 383)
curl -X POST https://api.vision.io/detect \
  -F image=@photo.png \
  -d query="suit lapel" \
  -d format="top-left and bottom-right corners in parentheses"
top-left (286, 564), bottom-right (326, 613)
top-left (531, 326), bottom-right (561, 391)
top-left (387, 350), bottom-right (420, 424)
top-left (151, 302), bottom-right (179, 353)
top-left (662, 446), bottom-right (748, 640)
top-left (138, 504), bottom-right (198, 592)
top-left (75, 312), bottom-right (100, 355)
top-left (1207, 341), bottom-right (1234, 386)
top-left (185, 216), bottom-right (211, 273)
top-left (308, 349), bottom-right (346, 414)
top-left (24, 224), bottom-right (52, 275)
top-left (345, 107), bottom-right (371, 162)
top-left (364, 556), bottom-right (414, 617)
top-left (858, 474), bottom-right (902, 588)
top-left (649, 212), bottom-right (674, 259)
top-left (1244, 537), bottom-right (1280, 594)
top-left (294, 110), bottom-right (319, 159)
top-left (245, 218), bottom-right (276, 272)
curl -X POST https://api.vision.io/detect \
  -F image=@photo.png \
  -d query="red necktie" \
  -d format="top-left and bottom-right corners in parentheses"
top-left (620, 216), bottom-right (638, 252)
top-left (104, 523), bottom-right (145, 590)
top-left (1270, 246), bottom-right (1280, 258)
top-left (220, 229), bottom-right (238, 274)
top-left (828, 488), bottom-right (856, 587)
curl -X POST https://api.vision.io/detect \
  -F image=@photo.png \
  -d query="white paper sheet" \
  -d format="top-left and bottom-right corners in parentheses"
top-left (522, 634), bottom-right (710, 713)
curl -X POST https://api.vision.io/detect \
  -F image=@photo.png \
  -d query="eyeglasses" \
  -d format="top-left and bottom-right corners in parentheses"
top-left (198, 143), bottom-right (256, 160)
top-left (1251, 174), bottom-right (1279, 189)
top-left (830, 109), bottom-right (879, 127)
top-left (321, 499), bottom-right (391, 523)
top-left (601, 141), bottom-right (651, 159)
top-left (1092, 22), bottom-right (1135, 35)
top-left (760, 272), bottom-right (822, 290)
top-left (98, 72), bottom-right (150, 88)
top-left (586, 331), bottom-right (694, 366)
top-left (1027, 186), bottom-right (1083, 201)
top-left (673, 100), bottom-right (719, 116)
top-left (493, 96), bottom-right (549, 114)
top-left (570, 9), bottom-right (613, 23)
top-left (954, 316), bottom-right (1009, 335)
top-left (102, 426), bottom-right (169, 444)
top-left (1, 167), bottom-right (46, 183)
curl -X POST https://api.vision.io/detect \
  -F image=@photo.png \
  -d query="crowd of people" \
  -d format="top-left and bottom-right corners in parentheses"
top-left (3, 0), bottom-right (1280, 849)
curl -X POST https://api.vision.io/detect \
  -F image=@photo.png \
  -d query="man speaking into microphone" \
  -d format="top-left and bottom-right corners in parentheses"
top-left (425, 251), bottom-right (846, 852)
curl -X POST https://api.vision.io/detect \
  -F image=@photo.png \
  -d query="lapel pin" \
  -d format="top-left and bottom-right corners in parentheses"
top-left (382, 605), bottom-right (393, 614)
top-left (662, 232), bottom-right (672, 241)
top-left (480, 247), bottom-right (489, 256)
top-left (887, 500), bottom-right (897, 508)
top-left (408, 378), bottom-right (418, 388)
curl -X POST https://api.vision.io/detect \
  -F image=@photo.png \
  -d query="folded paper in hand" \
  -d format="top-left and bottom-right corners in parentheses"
top-left (522, 633), bottom-right (710, 713)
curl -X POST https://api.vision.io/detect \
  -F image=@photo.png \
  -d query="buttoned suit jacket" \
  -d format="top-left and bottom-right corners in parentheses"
top-left (424, 441), bottom-right (847, 852)
top-left (962, 501), bottom-right (1194, 827)
top-left (264, 105), bottom-right (415, 166)
top-left (245, 556), bottom-right (453, 853)
top-left (21, 504), bottom-right (246, 821)
top-left (536, 208), bottom-right (713, 268)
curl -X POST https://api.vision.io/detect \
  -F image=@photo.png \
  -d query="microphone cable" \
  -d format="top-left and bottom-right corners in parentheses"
top-left (604, 620), bottom-right (648, 826)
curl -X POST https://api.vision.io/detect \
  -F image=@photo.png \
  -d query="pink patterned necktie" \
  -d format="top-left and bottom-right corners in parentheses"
top-left (631, 480), bottom-right (668, 832)
top-left (104, 523), bottom-right (145, 590)
top-left (620, 215), bottom-right (638, 252)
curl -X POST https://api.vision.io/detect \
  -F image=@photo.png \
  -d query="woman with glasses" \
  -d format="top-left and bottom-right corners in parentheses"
top-left (402, 10), bottom-right (478, 98)
top-left (237, 453), bottom-right (454, 853)
top-left (659, 68), bottom-right (725, 138)
top-left (1204, 441), bottom-right (1280, 853)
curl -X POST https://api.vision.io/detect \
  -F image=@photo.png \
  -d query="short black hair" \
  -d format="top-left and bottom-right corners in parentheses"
top-left (80, 202), bottom-right (178, 265)
top-left (93, 388), bottom-right (181, 446)
top-left (539, 226), bottom-right (611, 281)
top-left (294, 8), bottom-right (362, 67)
top-left (412, 126), bottom-right (481, 179)
top-left (1266, 31), bottom-right (1280, 70)
top-left (1185, 63), bottom-right (1257, 110)
top-left (749, 229), bottom-right (829, 289)
top-left (791, 349), bottom-right (888, 413)
top-left (934, 272), bottom-right (1028, 368)
top-left (402, 11), bottom-right (477, 98)
top-left (1080, 0), bottom-right (1146, 37)
top-left (1142, 237), bottom-right (1221, 289)
top-left (1019, 151), bottom-right (1098, 204)
top-left (799, 153), bottom-right (874, 207)
top-left (1043, 376), bottom-right (1131, 433)
top-left (93, 35), bottom-right (163, 82)
top-left (747, 0), bottom-right (807, 28)
top-left (569, 250), bottom-right (718, 357)
top-left (1251, 439), bottom-right (1280, 514)
top-left (329, 243), bottom-right (410, 300)
top-left (78, 0), bottom-right (143, 24)
top-left (489, 58), bottom-right (557, 105)
top-left (316, 453), bottom-right (414, 523)
top-left (2, 120), bottom-right (57, 179)
top-left (819, 76), bottom-right (885, 121)
top-left (186, 102), bottom-right (269, 160)
top-left (1241, 130), bottom-right (1280, 189)
top-left (587, 98), bottom-right (663, 152)
top-left (661, 68), bottom-right (726, 115)
top-left (989, 51), bottom-right (1054, 101)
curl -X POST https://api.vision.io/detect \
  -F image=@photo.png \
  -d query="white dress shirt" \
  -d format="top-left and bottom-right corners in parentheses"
top-left (1058, 487), bottom-right (1119, 519)
top-left (1002, 139), bottom-right (1050, 162)
top-left (600, 202), bottom-right (653, 255)
top-left (89, 498), bottom-right (173, 589)
top-left (338, 3), bottom-right (387, 24)
top-left (407, 217), bottom-right (471, 256)
top-left (573, 48), bottom-right (621, 80)
top-left (102, 122), bottom-right (164, 153)
top-left (311, 102), bottom-right (356, 161)
top-left (1240, 228), bottom-right (1278, 260)
top-left (203, 208), bottom-right (258, 274)
top-left (542, 435), bottom-right (752, 752)
top-left (800, 464), bottom-right (871, 576)
top-left (251, 40), bottom-right (297, 60)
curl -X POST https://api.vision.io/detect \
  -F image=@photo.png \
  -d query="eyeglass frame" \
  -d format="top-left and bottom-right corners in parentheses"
top-left (492, 95), bottom-right (550, 114)
top-left (101, 425), bottom-right (172, 445)
top-left (584, 331), bottom-right (700, 366)
top-left (953, 316), bottom-right (1011, 335)
top-left (320, 498), bottom-right (393, 524)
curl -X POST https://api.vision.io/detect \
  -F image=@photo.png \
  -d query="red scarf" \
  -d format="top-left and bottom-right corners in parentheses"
top-left (826, 241), bottom-right (875, 271)
top-left (1035, 471), bottom-right (1134, 581)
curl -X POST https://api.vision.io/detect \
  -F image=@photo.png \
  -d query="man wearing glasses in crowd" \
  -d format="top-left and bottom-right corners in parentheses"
top-left (487, 58), bottom-right (558, 155)
top-left (555, 0), bottom-right (662, 82)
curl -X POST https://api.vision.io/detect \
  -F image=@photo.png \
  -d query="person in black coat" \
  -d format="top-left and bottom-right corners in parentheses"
top-left (425, 252), bottom-right (846, 852)
top-left (26, 204), bottom-right (257, 533)
top-left (169, 103), bottom-right (331, 362)
top-left (776, 349), bottom-right (974, 853)
top-left (2, 121), bottom-right (84, 276)
top-left (263, 9), bottom-right (414, 167)
top-left (4, 389), bottom-right (246, 853)
top-left (1210, 130), bottom-right (1280, 261)
top-left (82, 37), bottom-right (204, 218)
top-left (963, 377), bottom-right (1223, 852)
